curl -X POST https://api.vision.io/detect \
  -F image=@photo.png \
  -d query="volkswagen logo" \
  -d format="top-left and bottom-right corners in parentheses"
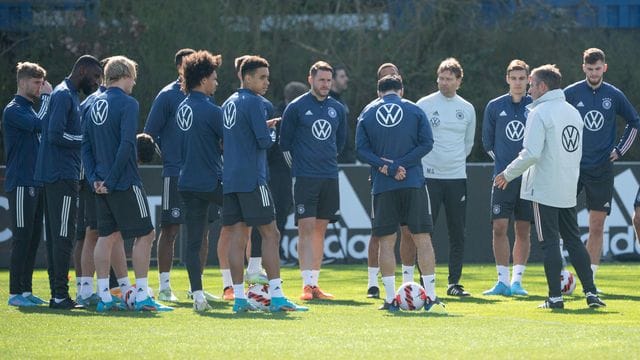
top-left (176, 104), bottom-right (193, 131)
top-left (90, 99), bottom-right (109, 126)
top-left (562, 125), bottom-right (580, 152)
top-left (583, 110), bottom-right (604, 132)
top-left (505, 120), bottom-right (525, 141)
top-left (375, 103), bottom-right (403, 128)
top-left (223, 102), bottom-right (236, 129)
top-left (311, 119), bottom-right (332, 140)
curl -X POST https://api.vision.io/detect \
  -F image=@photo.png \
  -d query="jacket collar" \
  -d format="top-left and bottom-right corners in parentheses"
top-left (528, 89), bottom-right (565, 109)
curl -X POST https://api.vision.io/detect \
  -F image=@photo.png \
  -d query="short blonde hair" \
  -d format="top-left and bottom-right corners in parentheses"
top-left (16, 62), bottom-right (46, 83)
top-left (104, 56), bottom-right (137, 85)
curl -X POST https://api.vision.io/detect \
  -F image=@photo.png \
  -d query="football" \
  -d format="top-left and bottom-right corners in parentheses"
top-left (123, 286), bottom-right (136, 310)
top-left (395, 282), bottom-right (427, 311)
top-left (560, 269), bottom-right (576, 295)
top-left (246, 284), bottom-right (271, 311)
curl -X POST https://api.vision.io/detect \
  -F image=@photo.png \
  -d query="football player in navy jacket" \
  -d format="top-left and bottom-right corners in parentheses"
top-left (481, 60), bottom-right (533, 297)
top-left (356, 75), bottom-right (445, 313)
top-left (83, 56), bottom-right (171, 312)
top-left (3, 62), bottom-right (51, 307)
top-left (176, 50), bottom-right (225, 311)
top-left (280, 61), bottom-right (347, 301)
top-left (144, 48), bottom-right (196, 302)
top-left (34, 55), bottom-right (102, 310)
top-left (364, 63), bottom-right (417, 299)
top-left (564, 48), bottom-right (640, 290)
top-left (222, 56), bottom-right (307, 313)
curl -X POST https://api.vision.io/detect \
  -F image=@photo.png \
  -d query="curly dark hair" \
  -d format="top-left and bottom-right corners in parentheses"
top-left (181, 50), bottom-right (222, 93)
top-left (136, 133), bottom-right (158, 164)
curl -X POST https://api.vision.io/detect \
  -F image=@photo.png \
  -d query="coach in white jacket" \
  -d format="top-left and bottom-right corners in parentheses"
top-left (494, 64), bottom-right (605, 310)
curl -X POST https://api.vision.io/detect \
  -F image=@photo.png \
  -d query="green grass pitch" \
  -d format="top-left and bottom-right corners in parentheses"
top-left (1, 263), bottom-right (639, 359)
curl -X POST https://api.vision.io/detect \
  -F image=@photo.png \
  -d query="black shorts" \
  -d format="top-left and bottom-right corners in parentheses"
top-left (96, 185), bottom-right (154, 239)
top-left (293, 176), bottom-right (339, 223)
top-left (577, 162), bottom-right (613, 214)
top-left (222, 184), bottom-right (275, 226)
top-left (490, 178), bottom-right (533, 221)
top-left (76, 181), bottom-right (98, 240)
top-left (372, 186), bottom-right (433, 237)
top-left (161, 176), bottom-right (184, 225)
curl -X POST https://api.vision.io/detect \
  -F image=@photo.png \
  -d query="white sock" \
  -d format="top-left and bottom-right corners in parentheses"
top-left (367, 267), bottom-right (379, 288)
top-left (402, 265), bottom-right (415, 284)
top-left (549, 296), bottom-right (563, 303)
top-left (381, 276), bottom-right (396, 303)
top-left (301, 270), bottom-right (313, 286)
top-left (497, 265), bottom-right (509, 285)
top-left (159, 272), bottom-right (171, 290)
top-left (221, 269), bottom-right (233, 288)
top-left (233, 284), bottom-right (246, 299)
top-left (80, 277), bottom-right (94, 299)
top-left (311, 270), bottom-right (320, 286)
top-left (192, 290), bottom-right (205, 302)
top-left (269, 278), bottom-right (284, 298)
top-left (511, 264), bottom-right (526, 284)
top-left (9, 294), bottom-right (18, 299)
top-left (118, 277), bottom-right (131, 294)
top-left (591, 264), bottom-right (598, 283)
top-left (97, 278), bottom-right (111, 302)
top-left (247, 257), bottom-right (262, 274)
top-left (21, 292), bottom-right (32, 298)
top-left (421, 274), bottom-right (436, 301)
top-left (135, 278), bottom-right (149, 302)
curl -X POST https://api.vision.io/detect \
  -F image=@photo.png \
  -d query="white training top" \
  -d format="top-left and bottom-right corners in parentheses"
top-left (416, 91), bottom-right (476, 179)
top-left (503, 89), bottom-right (583, 208)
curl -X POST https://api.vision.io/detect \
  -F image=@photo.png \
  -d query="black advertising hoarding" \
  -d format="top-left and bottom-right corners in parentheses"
top-left (0, 163), bottom-right (639, 267)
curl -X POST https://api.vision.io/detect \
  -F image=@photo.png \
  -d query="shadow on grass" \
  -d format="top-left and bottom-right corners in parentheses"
top-left (383, 311), bottom-right (461, 318)
top-left (18, 307), bottom-right (161, 318)
top-left (164, 301), bottom-right (233, 310)
top-left (596, 293), bottom-right (640, 301)
top-left (442, 296), bottom-right (501, 304)
top-left (544, 308), bottom-right (618, 315)
top-left (512, 294), bottom-right (548, 301)
top-left (162, 302), bottom-right (192, 309)
top-left (195, 310), bottom-right (300, 320)
top-left (301, 299), bottom-right (371, 307)
top-left (513, 292), bottom-right (640, 302)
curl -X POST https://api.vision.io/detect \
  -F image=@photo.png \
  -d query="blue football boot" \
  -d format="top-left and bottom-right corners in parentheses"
top-left (483, 281), bottom-right (511, 296)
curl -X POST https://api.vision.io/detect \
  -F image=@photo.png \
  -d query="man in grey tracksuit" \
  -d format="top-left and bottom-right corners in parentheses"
top-left (494, 64), bottom-right (606, 309)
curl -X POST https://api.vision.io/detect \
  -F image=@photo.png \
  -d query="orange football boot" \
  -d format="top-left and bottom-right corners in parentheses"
top-left (312, 286), bottom-right (334, 299)
top-left (300, 285), bottom-right (314, 300)
top-left (109, 287), bottom-right (122, 300)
